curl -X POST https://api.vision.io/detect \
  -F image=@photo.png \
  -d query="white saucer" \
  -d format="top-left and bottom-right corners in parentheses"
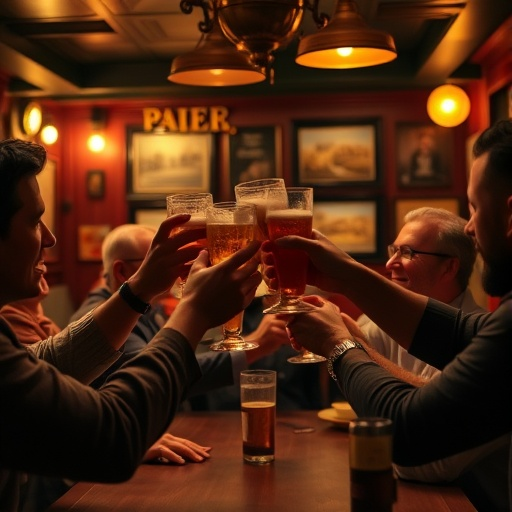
top-left (317, 408), bottom-right (355, 429)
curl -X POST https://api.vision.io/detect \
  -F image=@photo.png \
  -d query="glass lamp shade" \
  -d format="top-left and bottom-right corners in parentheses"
top-left (216, 0), bottom-right (305, 70)
top-left (168, 22), bottom-right (265, 86)
top-left (427, 85), bottom-right (471, 128)
top-left (295, 0), bottom-right (396, 69)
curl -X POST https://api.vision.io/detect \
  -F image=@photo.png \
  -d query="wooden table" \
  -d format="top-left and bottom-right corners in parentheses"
top-left (49, 411), bottom-right (475, 512)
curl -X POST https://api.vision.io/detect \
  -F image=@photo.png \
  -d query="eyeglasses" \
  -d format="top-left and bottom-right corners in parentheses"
top-left (387, 244), bottom-right (452, 261)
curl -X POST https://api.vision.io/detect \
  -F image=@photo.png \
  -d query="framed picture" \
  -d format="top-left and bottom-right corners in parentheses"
top-left (394, 197), bottom-right (460, 235)
top-left (294, 119), bottom-right (380, 186)
top-left (86, 170), bottom-right (105, 199)
top-left (313, 199), bottom-right (382, 259)
top-left (128, 200), bottom-right (167, 230)
top-left (227, 126), bottom-right (282, 190)
top-left (78, 224), bottom-right (111, 262)
top-left (396, 123), bottom-right (453, 188)
top-left (127, 127), bottom-right (215, 199)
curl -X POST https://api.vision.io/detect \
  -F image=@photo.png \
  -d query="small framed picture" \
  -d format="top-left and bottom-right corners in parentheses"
top-left (227, 125), bottom-right (282, 190)
top-left (127, 127), bottom-right (215, 199)
top-left (294, 119), bottom-right (380, 187)
top-left (128, 200), bottom-right (167, 230)
top-left (77, 224), bottom-right (111, 262)
top-left (86, 170), bottom-right (105, 199)
top-left (313, 199), bottom-right (382, 259)
top-left (396, 123), bottom-right (453, 188)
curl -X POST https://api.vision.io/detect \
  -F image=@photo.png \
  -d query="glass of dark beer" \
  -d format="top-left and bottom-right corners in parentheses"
top-left (240, 369), bottom-right (276, 464)
top-left (206, 201), bottom-right (258, 351)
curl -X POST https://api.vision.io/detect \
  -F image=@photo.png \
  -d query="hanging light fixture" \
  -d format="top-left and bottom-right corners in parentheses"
top-left (168, 18), bottom-right (265, 86)
top-left (215, 0), bottom-right (310, 82)
top-left (296, 0), bottom-right (396, 69)
top-left (427, 85), bottom-right (471, 128)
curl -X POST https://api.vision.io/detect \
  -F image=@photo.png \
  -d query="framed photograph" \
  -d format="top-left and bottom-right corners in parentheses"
top-left (227, 126), bottom-right (282, 189)
top-left (394, 197), bottom-right (460, 235)
top-left (86, 170), bottom-right (105, 199)
top-left (294, 120), bottom-right (380, 186)
top-left (78, 224), bottom-right (111, 262)
top-left (396, 123), bottom-right (453, 188)
top-left (313, 199), bottom-right (382, 259)
top-left (128, 200), bottom-right (167, 230)
top-left (127, 127), bottom-right (215, 199)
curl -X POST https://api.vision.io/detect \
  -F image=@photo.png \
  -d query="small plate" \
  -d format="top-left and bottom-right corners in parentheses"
top-left (317, 408), bottom-right (354, 429)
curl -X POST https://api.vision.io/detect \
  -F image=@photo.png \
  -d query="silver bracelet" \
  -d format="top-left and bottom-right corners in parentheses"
top-left (327, 339), bottom-right (365, 381)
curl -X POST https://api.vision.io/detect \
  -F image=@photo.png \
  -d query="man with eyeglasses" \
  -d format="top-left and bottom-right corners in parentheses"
top-left (263, 119), bottom-right (512, 511)
top-left (358, 207), bottom-right (484, 381)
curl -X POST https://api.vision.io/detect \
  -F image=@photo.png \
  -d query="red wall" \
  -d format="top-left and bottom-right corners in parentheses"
top-left (37, 89), bottom-right (471, 308)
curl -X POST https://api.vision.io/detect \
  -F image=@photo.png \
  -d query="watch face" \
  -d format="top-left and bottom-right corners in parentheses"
top-left (22, 102), bottom-right (42, 136)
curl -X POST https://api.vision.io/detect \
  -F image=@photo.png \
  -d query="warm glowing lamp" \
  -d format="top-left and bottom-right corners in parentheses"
top-left (296, 0), bottom-right (397, 69)
top-left (87, 134), bottom-right (106, 153)
top-left (427, 85), bottom-right (471, 128)
top-left (22, 102), bottom-right (43, 136)
top-left (40, 124), bottom-right (58, 145)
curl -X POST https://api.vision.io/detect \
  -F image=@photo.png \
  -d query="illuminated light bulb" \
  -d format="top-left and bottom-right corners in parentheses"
top-left (40, 125), bottom-right (58, 145)
top-left (427, 85), bottom-right (471, 128)
top-left (337, 47), bottom-right (353, 57)
top-left (87, 133), bottom-right (106, 152)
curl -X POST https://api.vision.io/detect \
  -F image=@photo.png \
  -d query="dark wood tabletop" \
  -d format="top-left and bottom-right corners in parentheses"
top-left (48, 410), bottom-right (476, 512)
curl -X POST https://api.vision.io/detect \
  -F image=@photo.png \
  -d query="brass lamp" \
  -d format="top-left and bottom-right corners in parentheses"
top-left (216, 0), bottom-right (307, 81)
top-left (168, 19), bottom-right (265, 86)
top-left (295, 0), bottom-right (397, 69)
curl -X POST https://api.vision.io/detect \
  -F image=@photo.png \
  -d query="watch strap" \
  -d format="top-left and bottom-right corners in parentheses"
top-left (327, 339), bottom-right (365, 381)
top-left (118, 281), bottom-right (151, 314)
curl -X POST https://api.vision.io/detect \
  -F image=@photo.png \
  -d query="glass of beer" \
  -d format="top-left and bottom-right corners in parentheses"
top-left (206, 201), bottom-right (258, 351)
top-left (263, 187), bottom-right (325, 363)
top-left (234, 178), bottom-right (287, 295)
top-left (240, 369), bottom-right (276, 464)
top-left (166, 193), bottom-right (213, 297)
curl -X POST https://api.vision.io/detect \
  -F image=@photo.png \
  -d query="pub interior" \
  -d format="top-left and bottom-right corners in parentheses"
top-left (0, 1), bottom-right (511, 510)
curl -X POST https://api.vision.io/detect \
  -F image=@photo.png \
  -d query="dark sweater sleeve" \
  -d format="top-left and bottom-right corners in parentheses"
top-left (334, 298), bottom-right (512, 467)
top-left (0, 327), bottom-right (201, 482)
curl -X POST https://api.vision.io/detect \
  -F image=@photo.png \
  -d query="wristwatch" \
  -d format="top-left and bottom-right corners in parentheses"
top-left (118, 281), bottom-right (151, 314)
top-left (327, 339), bottom-right (365, 381)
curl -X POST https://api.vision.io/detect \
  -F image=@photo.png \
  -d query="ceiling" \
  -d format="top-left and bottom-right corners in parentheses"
top-left (0, 0), bottom-right (510, 100)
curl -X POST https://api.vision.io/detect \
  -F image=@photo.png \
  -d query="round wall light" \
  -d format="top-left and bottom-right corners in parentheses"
top-left (427, 85), bottom-right (471, 128)
top-left (22, 102), bottom-right (43, 136)
top-left (40, 124), bottom-right (59, 145)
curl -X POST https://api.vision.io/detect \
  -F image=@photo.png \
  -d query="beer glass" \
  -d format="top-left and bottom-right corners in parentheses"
top-left (263, 187), bottom-right (325, 363)
top-left (234, 178), bottom-right (287, 295)
top-left (240, 369), bottom-right (276, 464)
top-left (166, 193), bottom-right (213, 297)
top-left (206, 202), bottom-right (258, 351)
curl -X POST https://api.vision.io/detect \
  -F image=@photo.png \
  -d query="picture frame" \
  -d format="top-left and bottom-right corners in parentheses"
top-left (294, 119), bottom-right (380, 186)
top-left (128, 200), bottom-right (167, 230)
top-left (396, 123), bottom-right (453, 188)
top-left (77, 224), bottom-right (111, 262)
top-left (394, 197), bottom-right (460, 235)
top-left (227, 125), bottom-right (282, 190)
top-left (86, 170), bottom-right (105, 199)
top-left (126, 127), bottom-right (215, 199)
top-left (313, 199), bottom-right (382, 259)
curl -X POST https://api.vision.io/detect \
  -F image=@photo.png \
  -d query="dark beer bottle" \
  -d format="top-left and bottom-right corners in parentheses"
top-left (349, 418), bottom-right (396, 512)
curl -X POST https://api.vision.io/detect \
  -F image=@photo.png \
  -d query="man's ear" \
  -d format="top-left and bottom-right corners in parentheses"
top-left (441, 257), bottom-right (460, 282)
top-left (112, 259), bottom-right (130, 285)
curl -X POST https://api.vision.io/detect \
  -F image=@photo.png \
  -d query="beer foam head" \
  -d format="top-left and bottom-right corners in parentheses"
top-left (266, 209), bottom-right (313, 220)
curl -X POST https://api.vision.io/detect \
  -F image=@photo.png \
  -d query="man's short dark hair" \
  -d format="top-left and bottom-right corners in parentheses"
top-left (0, 139), bottom-right (47, 238)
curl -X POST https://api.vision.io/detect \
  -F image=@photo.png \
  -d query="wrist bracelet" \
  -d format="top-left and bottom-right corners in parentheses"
top-left (118, 281), bottom-right (151, 314)
top-left (327, 339), bottom-right (365, 381)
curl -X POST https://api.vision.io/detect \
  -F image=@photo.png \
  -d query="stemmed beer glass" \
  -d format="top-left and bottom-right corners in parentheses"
top-left (263, 187), bottom-right (326, 364)
top-left (206, 202), bottom-right (258, 352)
top-left (166, 193), bottom-right (213, 297)
top-left (234, 178), bottom-right (287, 296)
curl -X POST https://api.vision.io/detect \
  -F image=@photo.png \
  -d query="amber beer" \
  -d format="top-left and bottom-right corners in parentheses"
top-left (240, 370), bottom-right (276, 464)
top-left (173, 214), bottom-right (208, 281)
top-left (266, 209), bottom-right (313, 296)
